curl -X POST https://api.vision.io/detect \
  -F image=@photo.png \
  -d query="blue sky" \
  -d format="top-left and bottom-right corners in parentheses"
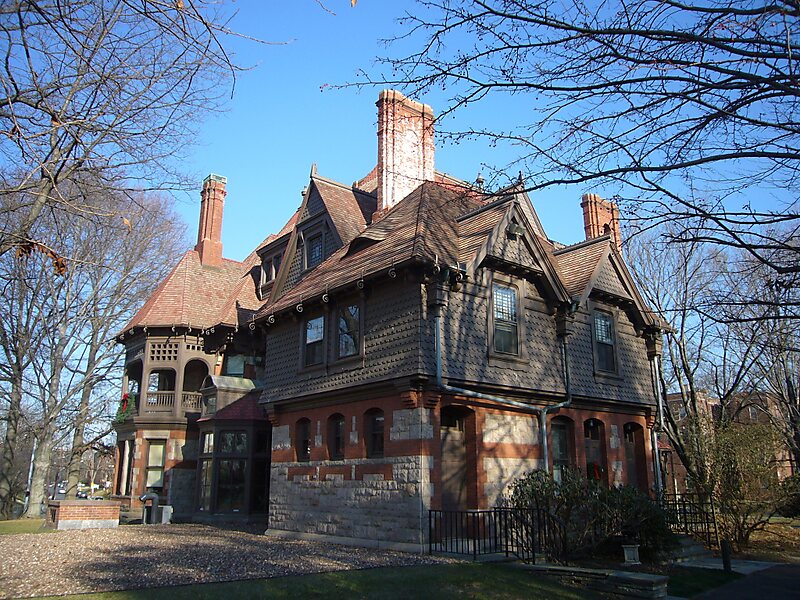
top-left (179, 1), bottom-right (586, 262)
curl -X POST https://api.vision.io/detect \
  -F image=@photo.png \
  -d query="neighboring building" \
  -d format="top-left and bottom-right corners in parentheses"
top-left (659, 391), bottom-right (795, 495)
top-left (112, 90), bottom-right (664, 551)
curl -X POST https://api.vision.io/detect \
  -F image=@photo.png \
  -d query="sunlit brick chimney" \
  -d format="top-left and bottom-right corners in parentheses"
top-left (195, 174), bottom-right (227, 266)
top-left (375, 90), bottom-right (435, 220)
top-left (581, 193), bottom-right (621, 250)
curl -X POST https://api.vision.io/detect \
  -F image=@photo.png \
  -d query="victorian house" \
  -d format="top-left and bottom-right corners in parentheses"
top-left (112, 90), bottom-right (663, 551)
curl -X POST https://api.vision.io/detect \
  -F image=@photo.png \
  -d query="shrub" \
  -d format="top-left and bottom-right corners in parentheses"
top-left (506, 468), bottom-right (675, 562)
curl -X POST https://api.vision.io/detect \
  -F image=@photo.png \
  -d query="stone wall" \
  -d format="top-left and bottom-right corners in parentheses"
top-left (268, 454), bottom-right (433, 549)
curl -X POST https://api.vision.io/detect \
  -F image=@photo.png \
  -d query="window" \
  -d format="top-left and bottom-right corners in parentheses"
top-left (551, 417), bottom-right (573, 484)
top-left (304, 316), bottom-right (325, 366)
top-left (584, 419), bottom-right (606, 483)
top-left (220, 431), bottom-right (247, 454)
top-left (197, 458), bottom-right (213, 512)
top-left (337, 304), bottom-right (360, 359)
top-left (328, 414), bottom-right (345, 460)
top-left (261, 252), bottom-right (283, 285)
top-left (306, 233), bottom-right (324, 269)
top-left (296, 418), bottom-right (311, 462)
top-left (216, 459), bottom-right (246, 512)
top-left (594, 312), bottom-right (616, 372)
top-left (624, 423), bottom-right (645, 490)
top-left (145, 440), bottom-right (166, 490)
top-left (201, 432), bottom-right (215, 454)
top-left (493, 284), bottom-right (519, 355)
top-left (365, 409), bottom-right (385, 458)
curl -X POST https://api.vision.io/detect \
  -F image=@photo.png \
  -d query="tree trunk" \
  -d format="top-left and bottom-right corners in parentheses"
top-left (22, 426), bottom-right (54, 519)
top-left (66, 384), bottom-right (93, 498)
top-left (0, 373), bottom-right (23, 518)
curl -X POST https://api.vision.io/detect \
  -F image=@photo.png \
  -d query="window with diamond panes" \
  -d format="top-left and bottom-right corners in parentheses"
top-left (337, 304), bottom-right (360, 359)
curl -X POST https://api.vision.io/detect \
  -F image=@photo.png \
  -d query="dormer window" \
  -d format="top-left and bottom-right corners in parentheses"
top-left (306, 233), bottom-right (324, 269)
top-left (492, 283), bottom-right (519, 355)
top-left (260, 252), bottom-right (283, 285)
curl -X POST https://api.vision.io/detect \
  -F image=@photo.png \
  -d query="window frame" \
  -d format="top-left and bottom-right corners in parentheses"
top-left (327, 413), bottom-right (345, 460)
top-left (303, 314), bottom-right (326, 368)
top-left (365, 408), bottom-right (385, 458)
top-left (144, 439), bottom-right (166, 491)
top-left (335, 302), bottom-right (363, 361)
top-left (295, 418), bottom-right (311, 462)
top-left (592, 309), bottom-right (618, 375)
top-left (488, 276), bottom-right (525, 363)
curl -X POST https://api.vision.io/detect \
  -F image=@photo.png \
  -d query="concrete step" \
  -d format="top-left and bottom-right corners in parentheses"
top-left (671, 535), bottom-right (713, 562)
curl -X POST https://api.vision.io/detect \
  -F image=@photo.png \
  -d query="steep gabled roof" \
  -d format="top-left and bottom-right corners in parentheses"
top-left (313, 175), bottom-right (376, 246)
top-left (257, 181), bottom-right (481, 318)
top-left (458, 201), bottom-right (509, 265)
top-left (125, 251), bottom-right (244, 331)
top-left (216, 210), bottom-right (301, 328)
top-left (553, 236), bottom-right (610, 298)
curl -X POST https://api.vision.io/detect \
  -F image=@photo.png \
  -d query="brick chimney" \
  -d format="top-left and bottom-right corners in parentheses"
top-left (195, 174), bottom-right (227, 266)
top-left (581, 193), bottom-right (621, 250)
top-left (375, 90), bottom-right (435, 219)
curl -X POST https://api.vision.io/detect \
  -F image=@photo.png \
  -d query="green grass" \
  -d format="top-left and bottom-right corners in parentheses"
top-left (666, 566), bottom-right (743, 597)
top-left (0, 518), bottom-right (54, 535)
top-left (32, 563), bottom-right (603, 600)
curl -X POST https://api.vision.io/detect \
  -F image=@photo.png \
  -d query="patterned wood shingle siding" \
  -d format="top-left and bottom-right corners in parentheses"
top-left (264, 280), bottom-right (424, 402)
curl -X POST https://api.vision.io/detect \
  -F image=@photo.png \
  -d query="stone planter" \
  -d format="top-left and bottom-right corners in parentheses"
top-left (622, 543), bottom-right (641, 566)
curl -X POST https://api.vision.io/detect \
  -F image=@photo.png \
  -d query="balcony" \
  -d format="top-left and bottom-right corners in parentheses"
top-left (140, 391), bottom-right (203, 416)
top-left (143, 391), bottom-right (174, 413)
top-left (182, 392), bottom-right (203, 412)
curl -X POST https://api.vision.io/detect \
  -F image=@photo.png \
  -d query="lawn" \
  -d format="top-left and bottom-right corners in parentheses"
top-left (32, 563), bottom-right (603, 600)
top-left (665, 566), bottom-right (743, 597)
top-left (0, 518), bottom-right (53, 535)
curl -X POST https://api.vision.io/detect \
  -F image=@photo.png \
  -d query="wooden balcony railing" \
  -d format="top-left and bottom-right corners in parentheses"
top-left (144, 391), bottom-right (174, 413)
top-left (182, 392), bottom-right (202, 412)
top-left (141, 391), bottom-right (203, 415)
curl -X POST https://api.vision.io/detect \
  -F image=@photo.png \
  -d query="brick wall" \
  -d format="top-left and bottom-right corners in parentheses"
top-left (47, 500), bottom-right (120, 530)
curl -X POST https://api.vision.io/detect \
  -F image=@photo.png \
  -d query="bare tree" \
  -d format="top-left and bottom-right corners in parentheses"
top-left (370, 0), bottom-right (800, 278)
top-left (627, 229), bottom-right (763, 493)
top-left (0, 185), bottom-right (185, 516)
top-left (0, 242), bottom-right (47, 517)
top-left (0, 0), bottom-right (238, 261)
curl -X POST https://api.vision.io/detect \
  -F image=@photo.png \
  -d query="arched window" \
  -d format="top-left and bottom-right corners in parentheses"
top-left (623, 422), bottom-right (647, 491)
top-left (584, 419), bottom-right (607, 484)
top-left (550, 416), bottom-right (574, 483)
top-left (295, 418), bottom-right (311, 462)
top-left (364, 409), bottom-right (384, 458)
top-left (328, 413), bottom-right (345, 460)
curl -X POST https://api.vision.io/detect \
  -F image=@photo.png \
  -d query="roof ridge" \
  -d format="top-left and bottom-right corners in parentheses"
top-left (457, 195), bottom-right (511, 222)
top-left (313, 172), bottom-right (376, 198)
top-left (552, 234), bottom-right (611, 255)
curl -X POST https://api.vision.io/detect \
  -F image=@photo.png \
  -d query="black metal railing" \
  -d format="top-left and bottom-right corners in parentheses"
top-left (428, 507), bottom-right (559, 563)
top-left (660, 493), bottom-right (719, 548)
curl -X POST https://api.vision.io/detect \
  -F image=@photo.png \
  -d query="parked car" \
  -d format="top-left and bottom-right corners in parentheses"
top-left (76, 491), bottom-right (88, 499)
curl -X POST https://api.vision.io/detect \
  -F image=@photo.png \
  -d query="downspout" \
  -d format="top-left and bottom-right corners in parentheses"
top-left (649, 349), bottom-right (665, 496)
top-left (540, 334), bottom-right (573, 474)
